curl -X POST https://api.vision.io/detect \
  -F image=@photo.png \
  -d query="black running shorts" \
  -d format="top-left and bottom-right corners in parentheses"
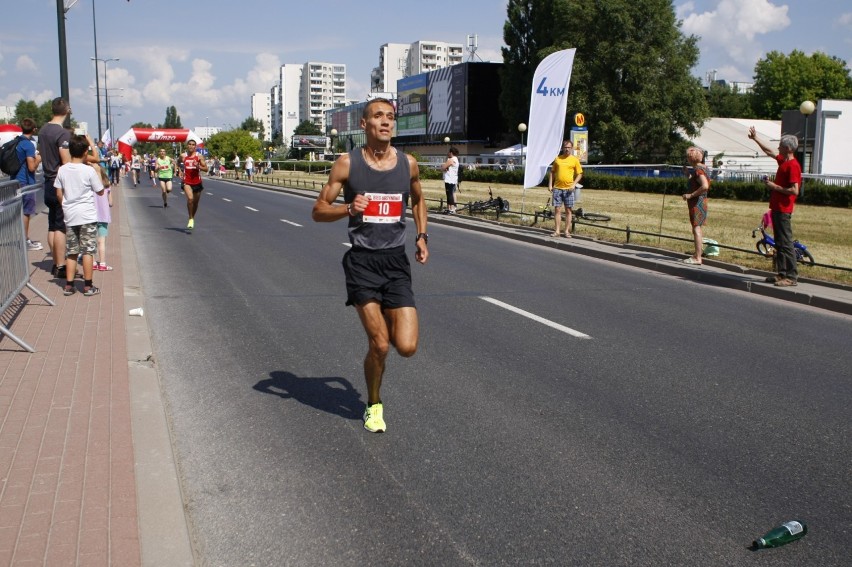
top-left (342, 246), bottom-right (415, 308)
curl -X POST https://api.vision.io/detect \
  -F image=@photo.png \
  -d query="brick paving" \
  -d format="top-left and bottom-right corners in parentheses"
top-left (0, 195), bottom-right (140, 566)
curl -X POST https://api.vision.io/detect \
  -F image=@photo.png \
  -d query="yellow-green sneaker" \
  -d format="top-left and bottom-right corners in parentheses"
top-left (363, 402), bottom-right (386, 433)
top-left (187, 218), bottom-right (195, 230)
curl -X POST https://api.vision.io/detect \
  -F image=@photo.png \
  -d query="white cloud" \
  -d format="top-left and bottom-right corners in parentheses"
top-left (839, 13), bottom-right (852, 27)
top-left (680, 0), bottom-right (791, 80)
top-left (16, 55), bottom-right (37, 73)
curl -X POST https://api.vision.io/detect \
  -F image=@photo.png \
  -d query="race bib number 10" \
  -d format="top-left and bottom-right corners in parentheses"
top-left (362, 193), bottom-right (404, 223)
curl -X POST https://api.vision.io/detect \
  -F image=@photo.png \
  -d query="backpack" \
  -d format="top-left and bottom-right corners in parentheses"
top-left (0, 136), bottom-right (23, 177)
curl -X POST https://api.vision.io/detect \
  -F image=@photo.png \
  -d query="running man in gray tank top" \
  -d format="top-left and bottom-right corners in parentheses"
top-left (312, 98), bottom-right (429, 434)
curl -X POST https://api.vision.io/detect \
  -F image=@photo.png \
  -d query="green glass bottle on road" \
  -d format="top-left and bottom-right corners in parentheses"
top-left (753, 520), bottom-right (808, 549)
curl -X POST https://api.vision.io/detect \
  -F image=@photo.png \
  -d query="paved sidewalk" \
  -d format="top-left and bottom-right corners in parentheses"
top-left (0, 195), bottom-right (140, 565)
top-left (0, 182), bottom-right (193, 567)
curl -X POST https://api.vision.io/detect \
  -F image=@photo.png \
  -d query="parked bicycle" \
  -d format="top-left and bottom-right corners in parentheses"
top-left (534, 197), bottom-right (611, 224)
top-left (752, 225), bottom-right (815, 265)
top-left (463, 187), bottom-right (510, 214)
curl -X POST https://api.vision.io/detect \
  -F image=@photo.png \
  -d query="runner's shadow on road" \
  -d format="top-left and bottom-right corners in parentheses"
top-left (253, 371), bottom-right (363, 420)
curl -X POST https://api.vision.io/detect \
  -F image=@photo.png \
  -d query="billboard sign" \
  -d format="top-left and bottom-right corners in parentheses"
top-left (428, 64), bottom-right (466, 136)
top-left (397, 73), bottom-right (428, 136)
top-left (291, 135), bottom-right (328, 149)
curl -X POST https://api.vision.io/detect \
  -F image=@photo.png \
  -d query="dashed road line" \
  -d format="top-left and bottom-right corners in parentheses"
top-left (479, 296), bottom-right (591, 339)
top-left (245, 206), bottom-right (259, 212)
top-left (280, 219), bottom-right (302, 227)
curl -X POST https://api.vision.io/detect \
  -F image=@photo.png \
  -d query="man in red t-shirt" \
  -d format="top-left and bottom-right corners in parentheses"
top-left (179, 139), bottom-right (208, 230)
top-left (748, 127), bottom-right (802, 286)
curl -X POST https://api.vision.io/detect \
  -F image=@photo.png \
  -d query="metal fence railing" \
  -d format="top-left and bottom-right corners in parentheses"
top-left (0, 179), bottom-right (54, 352)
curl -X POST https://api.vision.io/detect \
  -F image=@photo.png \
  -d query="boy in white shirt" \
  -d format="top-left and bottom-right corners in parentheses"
top-left (55, 135), bottom-right (105, 296)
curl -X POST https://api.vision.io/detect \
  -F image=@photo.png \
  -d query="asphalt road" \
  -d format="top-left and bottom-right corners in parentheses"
top-left (123, 176), bottom-right (851, 566)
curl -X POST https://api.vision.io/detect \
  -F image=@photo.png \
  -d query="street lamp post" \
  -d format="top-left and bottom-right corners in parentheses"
top-left (517, 123), bottom-right (527, 167)
top-left (799, 100), bottom-right (815, 195)
top-left (92, 57), bottom-right (119, 143)
top-left (329, 128), bottom-right (338, 160)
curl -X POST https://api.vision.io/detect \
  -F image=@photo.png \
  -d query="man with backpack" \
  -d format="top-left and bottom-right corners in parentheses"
top-left (15, 119), bottom-right (43, 250)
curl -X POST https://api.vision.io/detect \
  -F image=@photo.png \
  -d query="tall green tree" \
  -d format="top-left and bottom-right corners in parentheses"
top-left (14, 99), bottom-right (53, 126)
top-left (205, 129), bottom-right (262, 164)
top-left (499, 0), bottom-right (556, 131)
top-left (240, 117), bottom-right (265, 141)
top-left (160, 106), bottom-right (183, 129)
top-left (705, 82), bottom-right (755, 118)
top-left (750, 50), bottom-right (852, 119)
top-left (293, 120), bottom-right (322, 136)
top-left (553, 0), bottom-right (708, 162)
top-left (500, 0), bottom-right (708, 163)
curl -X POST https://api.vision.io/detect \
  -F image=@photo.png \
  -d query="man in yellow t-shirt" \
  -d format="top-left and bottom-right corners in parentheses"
top-left (548, 140), bottom-right (584, 237)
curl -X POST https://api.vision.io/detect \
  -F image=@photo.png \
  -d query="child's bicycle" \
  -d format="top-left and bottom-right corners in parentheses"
top-left (752, 225), bottom-right (815, 265)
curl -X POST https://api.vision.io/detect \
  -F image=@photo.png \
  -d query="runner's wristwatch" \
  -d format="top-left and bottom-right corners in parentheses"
top-left (416, 233), bottom-right (429, 244)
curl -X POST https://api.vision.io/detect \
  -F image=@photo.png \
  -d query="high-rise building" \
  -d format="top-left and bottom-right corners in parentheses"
top-left (371, 43), bottom-right (409, 93)
top-left (251, 92), bottom-right (272, 141)
top-left (407, 40), bottom-right (464, 75)
top-left (302, 62), bottom-right (347, 131)
top-left (371, 41), bottom-right (464, 93)
top-left (269, 62), bottom-right (345, 147)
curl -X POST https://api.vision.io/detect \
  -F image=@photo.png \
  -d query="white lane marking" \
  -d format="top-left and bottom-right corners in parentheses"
top-left (245, 206), bottom-right (259, 212)
top-left (222, 198), bottom-right (231, 202)
top-left (342, 243), bottom-right (352, 248)
top-left (281, 219), bottom-right (302, 227)
top-left (479, 296), bottom-right (591, 339)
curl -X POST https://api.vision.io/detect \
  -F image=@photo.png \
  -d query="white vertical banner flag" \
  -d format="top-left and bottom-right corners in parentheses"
top-left (101, 128), bottom-right (111, 148)
top-left (522, 49), bottom-right (577, 189)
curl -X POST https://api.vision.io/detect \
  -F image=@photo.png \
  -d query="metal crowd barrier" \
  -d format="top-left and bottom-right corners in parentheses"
top-left (0, 179), bottom-right (54, 352)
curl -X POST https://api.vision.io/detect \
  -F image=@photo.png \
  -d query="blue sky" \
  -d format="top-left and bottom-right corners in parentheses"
top-left (1, 0), bottom-right (850, 136)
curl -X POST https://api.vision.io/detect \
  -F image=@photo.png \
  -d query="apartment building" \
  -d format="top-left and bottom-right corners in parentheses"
top-left (371, 41), bottom-right (464, 92)
top-left (407, 40), bottom-right (464, 75)
top-left (371, 43), bottom-right (409, 92)
top-left (302, 62), bottom-right (347, 131)
top-left (251, 92), bottom-right (272, 141)
top-left (268, 62), bottom-right (346, 146)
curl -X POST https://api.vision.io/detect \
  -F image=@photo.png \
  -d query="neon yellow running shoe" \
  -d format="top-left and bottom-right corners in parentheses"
top-left (363, 402), bottom-right (386, 433)
top-left (187, 218), bottom-right (194, 230)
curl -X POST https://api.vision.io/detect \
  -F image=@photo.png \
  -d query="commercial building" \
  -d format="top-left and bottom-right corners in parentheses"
top-left (327, 62), bottom-right (504, 162)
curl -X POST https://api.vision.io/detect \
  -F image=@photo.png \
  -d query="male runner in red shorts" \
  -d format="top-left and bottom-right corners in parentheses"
top-left (180, 139), bottom-right (208, 230)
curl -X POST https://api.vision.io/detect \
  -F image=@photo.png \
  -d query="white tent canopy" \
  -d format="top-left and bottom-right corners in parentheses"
top-left (494, 143), bottom-right (526, 156)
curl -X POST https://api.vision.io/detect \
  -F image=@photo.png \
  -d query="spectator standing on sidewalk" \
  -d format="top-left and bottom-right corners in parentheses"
top-left (680, 146), bottom-right (710, 265)
top-left (108, 149), bottom-right (122, 185)
top-left (91, 162), bottom-right (114, 272)
top-left (548, 140), bottom-right (583, 238)
top-left (15, 118), bottom-right (43, 251)
top-left (54, 135), bottom-right (105, 296)
top-left (748, 126), bottom-right (801, 287)
top-left (245, 154), bottom-right (254, 183)
top-left (37, 97), bottom-right (72, 278)
top-left (233, 154), bottom-right (240, 180)
top-left (441, 147), bottom-right (460, 214)
top-left (311, 97), bottom-right (429, 434)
